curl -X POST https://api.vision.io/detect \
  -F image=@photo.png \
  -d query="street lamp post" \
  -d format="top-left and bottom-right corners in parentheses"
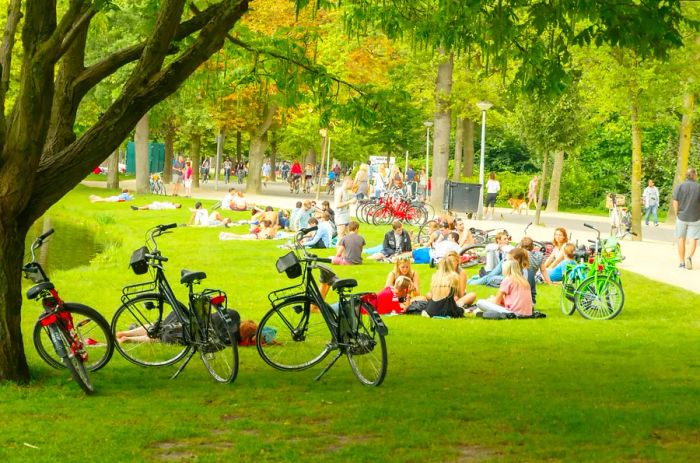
top-left (476, 101), bottom-right (492, 219)
top-left (316, 128), bottom-right (328, 200)
top-left (423, 121), bottom-right (433, 199)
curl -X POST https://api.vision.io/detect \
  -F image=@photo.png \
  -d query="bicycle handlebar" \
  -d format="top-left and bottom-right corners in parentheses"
top-left (38, 228), bottom-right (55, 241)
top-left (583, 223), bottom-right (595, 230)
top-left (158, 223), bottom-right (178, 232)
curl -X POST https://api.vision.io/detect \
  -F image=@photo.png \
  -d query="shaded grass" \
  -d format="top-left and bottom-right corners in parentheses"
top-left (2, 186), bottom-right (699, 462)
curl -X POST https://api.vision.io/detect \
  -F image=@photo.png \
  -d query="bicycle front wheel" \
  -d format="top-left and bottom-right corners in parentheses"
top-left (257, 297), bottom-right (332, 371)
top-left (346, 302), bottom-right (388, 386)
top-left (33, 303), bottom-right (114, 372)
top-left (49, 324), bottom-right (94, 394)
top-left (111, 293), bottom-right (190, 367)
top-left (575, 275), bottom-right (625, 320)
top-left (199, 306), bottom-right (239, 384)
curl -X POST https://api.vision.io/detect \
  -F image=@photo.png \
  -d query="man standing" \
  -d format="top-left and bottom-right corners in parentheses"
top-left (262, 161), bottom-right (271, 187)
top-left (672, 168), bottom-right (700, 269)
top-left (171, 155), bottom-right (185, 196)
top-left (642, 179), bottom-right (660, 226)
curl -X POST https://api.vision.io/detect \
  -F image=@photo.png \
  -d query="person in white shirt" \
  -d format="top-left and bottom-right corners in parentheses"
top-left (483, 172), bottom-right (500, 220)
top-left (642, 179), bottom-right (660, 226)
top-left (190, 202), bottom-right (231, 227)
top-left (429, 231), bottom-right (462, 263)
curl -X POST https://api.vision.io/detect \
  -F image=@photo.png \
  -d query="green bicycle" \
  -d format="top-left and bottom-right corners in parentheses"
top-left (564, 223), bottom-right (625, 320)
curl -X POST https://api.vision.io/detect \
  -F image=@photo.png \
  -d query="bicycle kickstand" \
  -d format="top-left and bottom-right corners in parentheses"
top-left (314, 351), bottom-right (343, 382)
top-left (171, 348), bottom-right (197, 380)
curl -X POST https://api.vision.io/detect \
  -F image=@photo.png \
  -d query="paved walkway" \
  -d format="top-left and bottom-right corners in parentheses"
top-left (83, 178), bottom-right (700, 295)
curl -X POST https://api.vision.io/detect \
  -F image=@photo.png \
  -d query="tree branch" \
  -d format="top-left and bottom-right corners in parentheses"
top-left (0, 0), bottom-right (22, 147)
top-left (57, 7), bottom-right (98, 58)
top-left (75, 3), bottom-right (221, 95)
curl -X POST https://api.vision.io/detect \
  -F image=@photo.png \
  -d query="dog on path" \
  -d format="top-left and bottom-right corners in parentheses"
top-left (507, 197), bottom-right (528, 215)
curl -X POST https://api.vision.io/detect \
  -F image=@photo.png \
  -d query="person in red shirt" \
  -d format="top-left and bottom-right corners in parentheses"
top-left (373, 276), bottom-right (413, 315)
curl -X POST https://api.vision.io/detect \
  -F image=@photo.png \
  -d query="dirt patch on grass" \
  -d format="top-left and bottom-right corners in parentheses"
top-left (150, 437), bottom-right (235, 461)
top-left (455, 444), bottom-right (499, 462)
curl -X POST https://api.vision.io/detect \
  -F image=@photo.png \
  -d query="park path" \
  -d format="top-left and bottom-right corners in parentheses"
top-left (83, 178), bottom-right (700, 296)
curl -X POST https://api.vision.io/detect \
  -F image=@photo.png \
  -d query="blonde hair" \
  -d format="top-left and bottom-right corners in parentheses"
top-left (394, 275), bottom-right (413, 292)
top-left (502, 260), bottom-right (529, 288)
top-left (355, 163), bottom-right (369, 182)
top-left (431, 258), bottom-right (459, 292)
top-left (444, 250), bottom-right (461, 272)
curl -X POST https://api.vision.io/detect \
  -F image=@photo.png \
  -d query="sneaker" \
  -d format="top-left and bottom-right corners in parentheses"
top-left (686, 257), bottom-right (693, 270)
top-left (421, 310), bottom-right (430, 318)
top-left (679, 263), bottom-right (686, 269)
top-left (654, 223), bottom-right (659, 227)
top-left (130, 205), bottom-right (138, 211)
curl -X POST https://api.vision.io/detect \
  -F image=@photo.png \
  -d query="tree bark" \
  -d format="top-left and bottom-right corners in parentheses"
top-left (462, 118), bottom-right (474, 177)
top-left (666, 89), bottom-right (694, 224)
top-left (191, 132), bottom-right (201, 188)
top-left (106, 148), bottom-right (120, 189)
top-left (163, 124), bottom-right (175, 184)
top-left (270, 131), bottom-right (277, 182)
top-left (546, 150), bottom-right (565, 212)
top-left (134, 113), bottom-right (150, 194)
top-left (306, 148), bottom-right (317, 166)
top-left (453, 118), bottom-right (463, 182)
top-left (246, 104), bottom-right (277, 194)
top-left (535, 153), bottom-right (549, 226)
top-left (236, 130), bottom-right (242, 163)
top-left (630, 93), bottom-right (643, 241)
top-left (431, 51), bottom-right (453, 211)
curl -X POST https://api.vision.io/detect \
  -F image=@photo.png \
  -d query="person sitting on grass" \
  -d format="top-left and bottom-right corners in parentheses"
top-left (89, 189), bottom-right (133, 203)
top-left (468, 247), bottom-right (530, 287)
top-left (385, 254), bottom-right (421, 297)
top-left (251, 205), bottom-right (279, 227)
top-left (475, 259), bottom-right (533, 317)
top-left (302, 215), bottom-right (333, 249)
top-left (368, 220), bottom-right (412, 261)
top-left (421, 258), bottom-right (473, 318)
top-left (131, 201), bottom-right (182, 210)
top-left (374, 275), bottom-right (415, 315)
top-left (332, 221), bottom-right (365, 265)
top-left (482, 230), bottom-right (514, 273)
top-left (429, 231), bottom-right (462, 263)
top-left (546, 243), bottom-right (576, 283)
top-left (544, 227), bottom-right (569, 269)
top-left (190, 202), bottom-right (232, 227)
top-left (219, 219), bottom-right (281, 240)
top-left (519, 237), bottom-right (552, 306)
top-left (455, 218), bottom-right (475, 247)
top-left (289, 201), bottom-right (303, 231)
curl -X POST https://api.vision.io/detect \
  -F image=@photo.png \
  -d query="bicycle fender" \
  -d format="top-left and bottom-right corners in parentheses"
top-left (364, 305), bottom-right (389, 336)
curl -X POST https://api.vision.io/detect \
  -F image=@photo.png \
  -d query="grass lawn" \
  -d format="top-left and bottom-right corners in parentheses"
top-left (2, 185), bottom-right (699, 462)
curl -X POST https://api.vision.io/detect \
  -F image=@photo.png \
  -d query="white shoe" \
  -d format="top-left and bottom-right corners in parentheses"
top-left (421, 310), bottom-right (430, 318)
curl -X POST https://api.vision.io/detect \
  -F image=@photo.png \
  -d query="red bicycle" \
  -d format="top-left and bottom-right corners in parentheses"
top-left (366, 192), bottom-right (428, 226)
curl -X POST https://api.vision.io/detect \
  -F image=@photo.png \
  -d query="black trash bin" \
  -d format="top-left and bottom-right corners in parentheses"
top-left (443, 181), bottom-right (481, 214)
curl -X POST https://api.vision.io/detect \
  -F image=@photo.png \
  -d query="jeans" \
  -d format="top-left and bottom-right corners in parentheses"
top-left (645, 204), bottom-right (658, 225)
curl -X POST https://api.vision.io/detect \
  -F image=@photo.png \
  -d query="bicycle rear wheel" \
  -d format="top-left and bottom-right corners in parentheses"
top-left (33, 303), bottom-right (114, 372)
top-left (199, 305), bottom-right (239, 384)
top-left (575, 275), bottom-right (624, 320)
top-left (257, 296), bottom-right (332, 371)
top-left (111, 293), bottom-right (190, 367)
top-left (405, 205), bottom-right (428, 226)
top-left (49, 324), bottom-right (94, 394)
top-left (460, 244), bottom-right (487, 269)
top-left (370, 204), bottom-right (393, 226)
top-left (346, 302), bottom-right (387, 386)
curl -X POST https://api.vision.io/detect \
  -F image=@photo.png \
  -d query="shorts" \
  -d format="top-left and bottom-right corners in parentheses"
top-left (175, 174), bottom-right (183, 184)
top-left (484, 193), bottom-right (497, 207)
top-left (675, 219), bottom-right (700, 240)
top-left (335, 210), bottom-right (350, 226)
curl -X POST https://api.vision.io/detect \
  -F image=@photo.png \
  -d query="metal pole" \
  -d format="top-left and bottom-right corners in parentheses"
top-left (214, 128), bottom-right (223, 191)
top-left (405, 150), bottom-right (408, 176)
top-left (327, 136), bottom-right (331, 175)
top-left (477, 109), bottom-right (487, 219)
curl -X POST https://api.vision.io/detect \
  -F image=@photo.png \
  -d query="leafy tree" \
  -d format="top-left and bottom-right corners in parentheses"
top-left (0, 0), bottom-right (252, 383)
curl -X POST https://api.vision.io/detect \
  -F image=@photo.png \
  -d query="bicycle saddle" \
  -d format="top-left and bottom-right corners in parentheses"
top-left (180, 269), bottom-right (207, 285)
top-left (26, 281), bottom-right (54, 300)
top-left (332, 278), bottom-right (358, 291)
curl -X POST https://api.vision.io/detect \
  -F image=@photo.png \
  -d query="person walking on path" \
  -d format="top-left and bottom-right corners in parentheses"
top-left (527, 175), bottom-right (539, 210)
top-left (483, 172), bottom-right (500, 220)
top-left (672, 167), bottom-right (700, 270)
top-left (262, 161), bottom-right (271, 188)
top-left (643, 179), bottom-right (660, 226)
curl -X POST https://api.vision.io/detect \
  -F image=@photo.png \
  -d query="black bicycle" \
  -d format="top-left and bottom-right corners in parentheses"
top-left (111, 224), bottom-right (239, 383)
top-left (23, 229), bottom-right (114, 394)
top-left (256, 227), bottom-right (388, 386)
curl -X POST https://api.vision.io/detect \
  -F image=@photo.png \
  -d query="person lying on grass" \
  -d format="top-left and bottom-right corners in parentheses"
top-left (130, 201), bottom-right (182, 210)
top-left (219, 219), bottom-right (281, 240)
top-left (89, 189), bottom-right (133, 203)
top-left (475, 259), bottom-right (533, 317)
top-left (190, 202), bottom-right (232, 227)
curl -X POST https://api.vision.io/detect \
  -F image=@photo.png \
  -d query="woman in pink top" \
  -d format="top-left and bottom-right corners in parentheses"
top-left (475, 259), bottom-right (533, 317)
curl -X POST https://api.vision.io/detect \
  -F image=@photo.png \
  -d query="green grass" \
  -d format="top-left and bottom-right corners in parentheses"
top-left (2, 185), bottom-right (699, 462)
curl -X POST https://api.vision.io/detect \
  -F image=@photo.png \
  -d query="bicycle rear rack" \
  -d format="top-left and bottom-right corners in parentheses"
top-left (121, 280), bottom-right (157, 305)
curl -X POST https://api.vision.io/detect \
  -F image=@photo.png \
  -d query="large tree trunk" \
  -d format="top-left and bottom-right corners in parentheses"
top-left (270, 131), bottom-right (277, 182)
top-left (106, 148), bottom-right (120, 189)
top-left (163, 124), bottom-right (175, 184)
top-left (462, 118), bottom-right (474, 177)
top-left (134, 113), bottom-right (150, 194)
top-left (246, 104), bottom-right (277, 194)
top-left (535, 153), bottom-right (549, 226)
top-left (306, 148), bottom-right (317, 166)
top-left (431, 51), bottom-right (453, 211)
top-left (630, 93), bottom-right (643, 241)
top-left (546, 150), bottom-right (565, 212)
top-left (236, 130), bottom-right (242, 163)
top-left (191, 132), bottom-right (201, 188)
top-left (453, 118), bottom-right (463, 181)
top-left (666, 89), bottom-right (694, 224)
top-left (0, 0), bottom-right (251, 382)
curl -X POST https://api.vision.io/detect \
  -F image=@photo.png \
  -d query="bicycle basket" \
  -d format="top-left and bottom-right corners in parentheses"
top-left (276, 251), bottom-right (302, 279)
top-left (129, 246), bottom-right (150, 275)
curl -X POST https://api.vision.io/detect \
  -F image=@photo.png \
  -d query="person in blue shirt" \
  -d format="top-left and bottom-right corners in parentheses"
top-left (303, 214), bottom-right (333, 248)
